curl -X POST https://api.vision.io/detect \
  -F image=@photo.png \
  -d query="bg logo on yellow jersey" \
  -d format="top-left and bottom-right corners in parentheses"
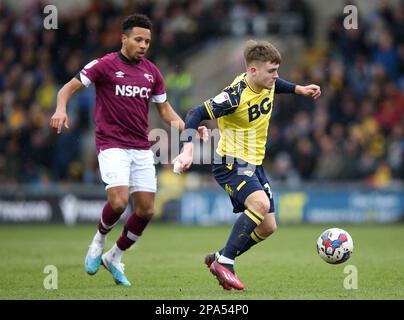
top-left (248, 97), bottom-right (272, 122)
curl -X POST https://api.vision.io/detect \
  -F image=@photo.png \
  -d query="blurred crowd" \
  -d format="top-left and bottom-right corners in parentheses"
top-left (266, 0), bottom-right (404, 187)
top-left (0, 0), bottom-right (403, 189)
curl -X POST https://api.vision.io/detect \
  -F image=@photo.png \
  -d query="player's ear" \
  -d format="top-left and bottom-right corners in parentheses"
top-left (121, 33), bottom-right (128, 45)
top-left (249, 65), bottom-right (257, 75)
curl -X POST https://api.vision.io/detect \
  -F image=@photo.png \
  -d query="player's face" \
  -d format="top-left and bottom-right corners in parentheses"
top-left (255, 61), bottom-right (279, 90)
top-left (122, 27), bottom-right (151, 60)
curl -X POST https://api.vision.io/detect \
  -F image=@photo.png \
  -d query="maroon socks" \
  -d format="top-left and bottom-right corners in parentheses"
top-left (116, 213), bottom-right (151, 250)
top-left (98, 202), bottom-right (121, 235)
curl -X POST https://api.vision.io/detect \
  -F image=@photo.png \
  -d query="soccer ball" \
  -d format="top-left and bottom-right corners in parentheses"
top-left (316, 228), bottom-right (353, 264)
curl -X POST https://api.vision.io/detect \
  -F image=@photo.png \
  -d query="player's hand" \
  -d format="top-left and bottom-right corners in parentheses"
top-left (298, 84), bottom-right (321, 99)
top-left (172, 143), bottom-right (194, 173)
top-left (197, 126), bottom-right (209, 142)
top-left (50, 110), bottom-right (69, 134)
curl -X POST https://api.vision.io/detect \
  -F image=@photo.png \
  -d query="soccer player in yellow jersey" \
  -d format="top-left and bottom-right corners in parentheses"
top-left (174, 40), bottom-right (321, 290)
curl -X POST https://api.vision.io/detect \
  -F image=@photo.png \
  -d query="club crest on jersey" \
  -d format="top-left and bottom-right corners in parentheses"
top-left (213, 92), bottom-right (230, 104)
top-left (144, 73), bottom-right (154, 83)
top-left (115, 71), bottom-right (125, 78)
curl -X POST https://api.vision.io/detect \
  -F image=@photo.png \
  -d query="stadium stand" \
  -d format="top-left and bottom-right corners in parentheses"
top-left (0, 0), bottom-right (403, 190)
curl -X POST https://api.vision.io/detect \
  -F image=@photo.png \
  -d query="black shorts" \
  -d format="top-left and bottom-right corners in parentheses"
top-left (212, 155), bottom-right (275, 214)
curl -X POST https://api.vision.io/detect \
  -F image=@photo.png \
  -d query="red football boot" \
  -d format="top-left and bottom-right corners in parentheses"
top-left (209, 261), bottom-right (244, 290)
top-left (204, 253), bottom-right (232, 290)
top-left (204, 252), bottom-right (217, 268)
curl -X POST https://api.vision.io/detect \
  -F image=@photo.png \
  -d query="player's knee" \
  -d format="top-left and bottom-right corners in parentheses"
top-left (136, 211), bottom-right (154, 221)
top-left (250, 199), bottom-right (270, 216)
top-left (136, 207), bottom-right (154, 220)
top-left (109, 197), bottom-right (128, 214)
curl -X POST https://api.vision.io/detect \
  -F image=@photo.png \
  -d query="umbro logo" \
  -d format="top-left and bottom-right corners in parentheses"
top-left (115, 71), bottom-right (125, 78)
top-left (144, 73), bottom-right (154, 83)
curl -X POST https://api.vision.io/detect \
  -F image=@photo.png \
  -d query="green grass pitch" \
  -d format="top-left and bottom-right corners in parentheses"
top-left (0, 223), bottom-right (403, 299)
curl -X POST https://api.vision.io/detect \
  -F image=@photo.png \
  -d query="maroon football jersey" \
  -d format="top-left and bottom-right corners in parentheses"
top-left (78, 52), bottom-right (167, 152)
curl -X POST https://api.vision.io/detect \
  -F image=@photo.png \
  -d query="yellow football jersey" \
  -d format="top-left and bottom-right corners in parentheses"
top-left (204, 73), bottom-right (275, 165)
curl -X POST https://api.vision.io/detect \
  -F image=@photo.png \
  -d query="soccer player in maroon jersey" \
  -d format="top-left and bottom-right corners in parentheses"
top-left (50, 14), bottom-right (207, 286)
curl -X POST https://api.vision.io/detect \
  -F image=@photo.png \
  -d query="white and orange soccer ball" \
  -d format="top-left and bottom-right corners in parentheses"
top-left (316, 228), bottom-right (354, 264)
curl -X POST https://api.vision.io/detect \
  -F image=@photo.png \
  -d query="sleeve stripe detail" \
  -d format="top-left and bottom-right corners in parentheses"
top-left (204, 102), bottom-right (215, 119)
top-left (79, 72), bottom-right (92, 87)
top-left (151, 93), bottom-right (167, 103)
top-left (225, 90), bottom-right (235, 108)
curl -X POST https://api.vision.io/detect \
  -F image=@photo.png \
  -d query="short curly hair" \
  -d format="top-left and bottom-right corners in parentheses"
top-left (122, 14), bottom-right (152, 34)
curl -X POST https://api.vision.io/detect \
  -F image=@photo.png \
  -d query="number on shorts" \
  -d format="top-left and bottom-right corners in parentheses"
top-left (263, 183), bottom-right (273, 199)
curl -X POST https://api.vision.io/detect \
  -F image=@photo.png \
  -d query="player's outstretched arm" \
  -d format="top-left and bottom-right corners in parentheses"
top-left (275, 78), bottom-right (321, 99)
top-left (172, 104), bottom-right (211, 173)
top-left (50, 78), bottom-right (85, 134)
top-left (295, 84), bottom-right (321, 99)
